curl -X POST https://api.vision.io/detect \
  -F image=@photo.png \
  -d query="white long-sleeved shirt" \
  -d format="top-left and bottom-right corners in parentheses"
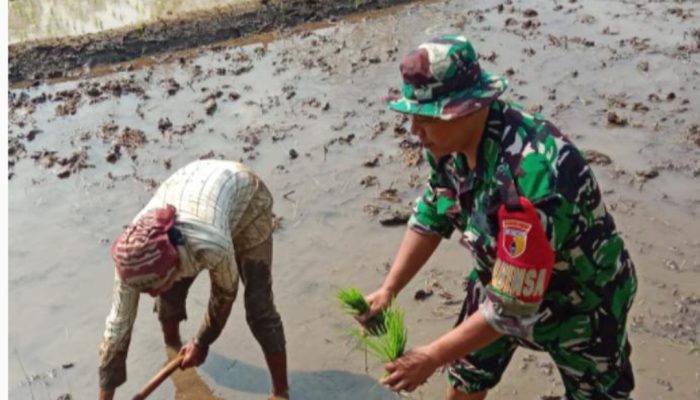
top-left (99, 160), bottom-right (273, 389)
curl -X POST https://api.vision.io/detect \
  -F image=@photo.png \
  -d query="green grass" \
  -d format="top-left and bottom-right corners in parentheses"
top-left (337, 287), bottom-right (386, 335)
top-left (352, 302), bottom-right (407, 363)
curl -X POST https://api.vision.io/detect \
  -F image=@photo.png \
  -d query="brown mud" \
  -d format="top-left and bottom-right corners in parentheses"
top-left (8, 0), bottom-right (416, 83)
top-left (8, 0), bottom-right (700, 399)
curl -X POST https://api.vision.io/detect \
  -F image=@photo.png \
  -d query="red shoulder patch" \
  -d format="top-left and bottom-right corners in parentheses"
top-left (492, 197), bottom-right (555, 304)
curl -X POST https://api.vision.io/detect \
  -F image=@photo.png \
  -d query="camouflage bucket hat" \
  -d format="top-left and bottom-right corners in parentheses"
top-left (385, 34), bottom-right (508, 120)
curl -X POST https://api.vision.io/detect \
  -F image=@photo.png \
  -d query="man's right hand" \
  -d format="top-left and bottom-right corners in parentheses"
top-left (98, 388), bottom-right (115, 400)
top-left (357, 229), bottom-right (441, 330)
top-left (357, 286), bottom-right (394, 326)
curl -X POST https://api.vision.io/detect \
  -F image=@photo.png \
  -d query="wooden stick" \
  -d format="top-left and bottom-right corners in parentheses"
top-left (132, 355), bottom-right (184, 400)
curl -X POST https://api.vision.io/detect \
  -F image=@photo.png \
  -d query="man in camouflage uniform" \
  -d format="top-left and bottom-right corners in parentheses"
top-left (359, 35), bottom-right (637, 399)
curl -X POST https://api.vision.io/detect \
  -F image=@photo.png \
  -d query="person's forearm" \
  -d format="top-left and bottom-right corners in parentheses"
top-left (98, 348), bottom-right (128, 391)
top-left (426, 311), bottom-right (502, 365)
top-left (382, 228), bottom-right (441, 295)
top-left (196, 288), bottom-right (234, 347)
top-left (99, 281), bottom-right (139, 390)
top-left (99, 388), bottom-right (115, 400)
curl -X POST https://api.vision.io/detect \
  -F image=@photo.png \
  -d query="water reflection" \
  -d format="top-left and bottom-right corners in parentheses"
top-left (202, 352), bottom-right (397, 400)
top-left (9, 0), bottom-right (259, 44)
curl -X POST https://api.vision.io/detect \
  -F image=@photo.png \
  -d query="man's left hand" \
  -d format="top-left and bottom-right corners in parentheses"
top-left (178, 339), bottom-right (208, 369)
top-left (381, 346), bottom-right (440, 392)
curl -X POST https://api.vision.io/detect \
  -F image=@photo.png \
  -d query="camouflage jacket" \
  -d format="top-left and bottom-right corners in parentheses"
top-left (409, 100), bottom-right (637, 343)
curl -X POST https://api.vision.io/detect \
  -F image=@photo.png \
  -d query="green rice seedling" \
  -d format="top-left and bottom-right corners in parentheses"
top-left (337, 287), bottom-right (385, 335)
top-left (337, 287), bottom-right (369, 314)
top-left (352, 302), bottom-right (407, 363)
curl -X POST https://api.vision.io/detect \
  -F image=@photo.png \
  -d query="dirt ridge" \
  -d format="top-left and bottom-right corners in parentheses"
top-left (8, 0), bottom-right (415, 83)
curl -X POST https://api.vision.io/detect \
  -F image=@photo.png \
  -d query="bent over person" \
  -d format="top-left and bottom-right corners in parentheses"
top-left (98, 160), bottom-right (288, 400)
top-left (360, 35), bottom-right (637, 399)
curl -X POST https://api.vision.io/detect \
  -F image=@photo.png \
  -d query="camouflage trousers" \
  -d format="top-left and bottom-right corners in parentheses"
top-left (154, 238), bottom-right (286, 354)
top-left (448, 269), bottom-right (636, 400)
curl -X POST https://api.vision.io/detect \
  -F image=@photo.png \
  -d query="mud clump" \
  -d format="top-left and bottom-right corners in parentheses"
top-left (205, 99), bottom-right (218, 115)
top-left (97, 121), bottom-right (120, 141)
top-left (583, 149), bottom-right (612, 166)
top-left (8, 137), bottom-right (27, 179)
top-left (114, 127), bottom-right (147, 151)
top-left (523, 9), bottom-right (538, 18)
top-left (54, 89), bottom-right (82, 116)
top-left (687, 124), bottom-right (700, 147)
top-left (198, 150), bottom-right (224, 160)
top-left (106, 127), bottom-right (148, 162)
top-left (607, 111), bottom-right (628, 126)
top-left (414, 288), bottom-right (433, 301)
top-left (99, 78), bottom-right (146, 98)
top-left (172, 120), bottom-right (205, 136)
top-left (164, 78), bottom-right (181, 96)
top-left (326, 134), bottom-right (356, 147)
top-left (8, 137), bottom-right (26, 159)
top-left (158, 118), bottom-right (173, 133)
top-left (632, 102), bottom-right (650, 113)
top-left (378, 188), bottom-right (401, 203)
top-left (399, 139), bottom-right (423, 167)
top-left (379, 211), bottom-right (411, 226)
top-left (80, 78), bottom-right (146, 101)
top-left (371, 121), bottom-right (389, 138)
top-left (30, 148), bottom-right (94, 179)
top-left (635, 168), bottom-right (660, 183)
top-left (361, 153), bottom-right (380, 168)
top-left (105, 147), bottom-right (120, 164)
top-left (26, 129), bottom-right (43, 141)
top-left (360, 175), bottom-right (379, 187)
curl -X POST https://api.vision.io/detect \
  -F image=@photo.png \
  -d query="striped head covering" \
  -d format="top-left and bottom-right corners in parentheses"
top-left (111, 205), bottom-right (180, 291)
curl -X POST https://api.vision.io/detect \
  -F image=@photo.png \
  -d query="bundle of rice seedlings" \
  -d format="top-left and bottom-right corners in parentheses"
top-left (337, 287), bottom-right (370, 315)
top-left (337, 287), bottom-right (385, 335)
top-left (352, 302), bottom-right (407, 363)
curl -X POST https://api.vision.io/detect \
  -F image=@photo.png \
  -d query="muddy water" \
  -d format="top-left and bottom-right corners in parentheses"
top-left (9, 0), bottom-right (260, 43)
top-left (8, 0), bottom-right (700, 399)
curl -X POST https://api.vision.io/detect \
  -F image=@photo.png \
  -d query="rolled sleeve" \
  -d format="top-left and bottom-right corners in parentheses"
top-left (409, 197), bottom-right (455, 238)
top-left (479, 293), bottom-right (544, 339)
top-left (408, 151), bottom-right (457, 238)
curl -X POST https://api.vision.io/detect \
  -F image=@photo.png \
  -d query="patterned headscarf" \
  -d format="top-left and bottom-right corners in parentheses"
top-left (111, 205), bottom-right (179, 291)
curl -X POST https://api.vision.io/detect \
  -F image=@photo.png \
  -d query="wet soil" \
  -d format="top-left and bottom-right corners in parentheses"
top-left (8, 0), bottom-right (416, 83)
top-left (8, 0), bottom-right (700, 399)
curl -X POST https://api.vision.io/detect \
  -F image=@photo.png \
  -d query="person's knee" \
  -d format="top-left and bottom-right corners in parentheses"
top-left (446, 385), bottom-right (487, 400)
top-left (249, 316), bottom-right (286, 354)
top-left (244, 281), bottom-right (278, 327)
top-left (248, 311), bottom-right (284, 337)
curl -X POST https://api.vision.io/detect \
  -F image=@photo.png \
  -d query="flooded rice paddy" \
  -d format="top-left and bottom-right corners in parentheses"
top-left (8, 0), bottom-right (700, 399)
